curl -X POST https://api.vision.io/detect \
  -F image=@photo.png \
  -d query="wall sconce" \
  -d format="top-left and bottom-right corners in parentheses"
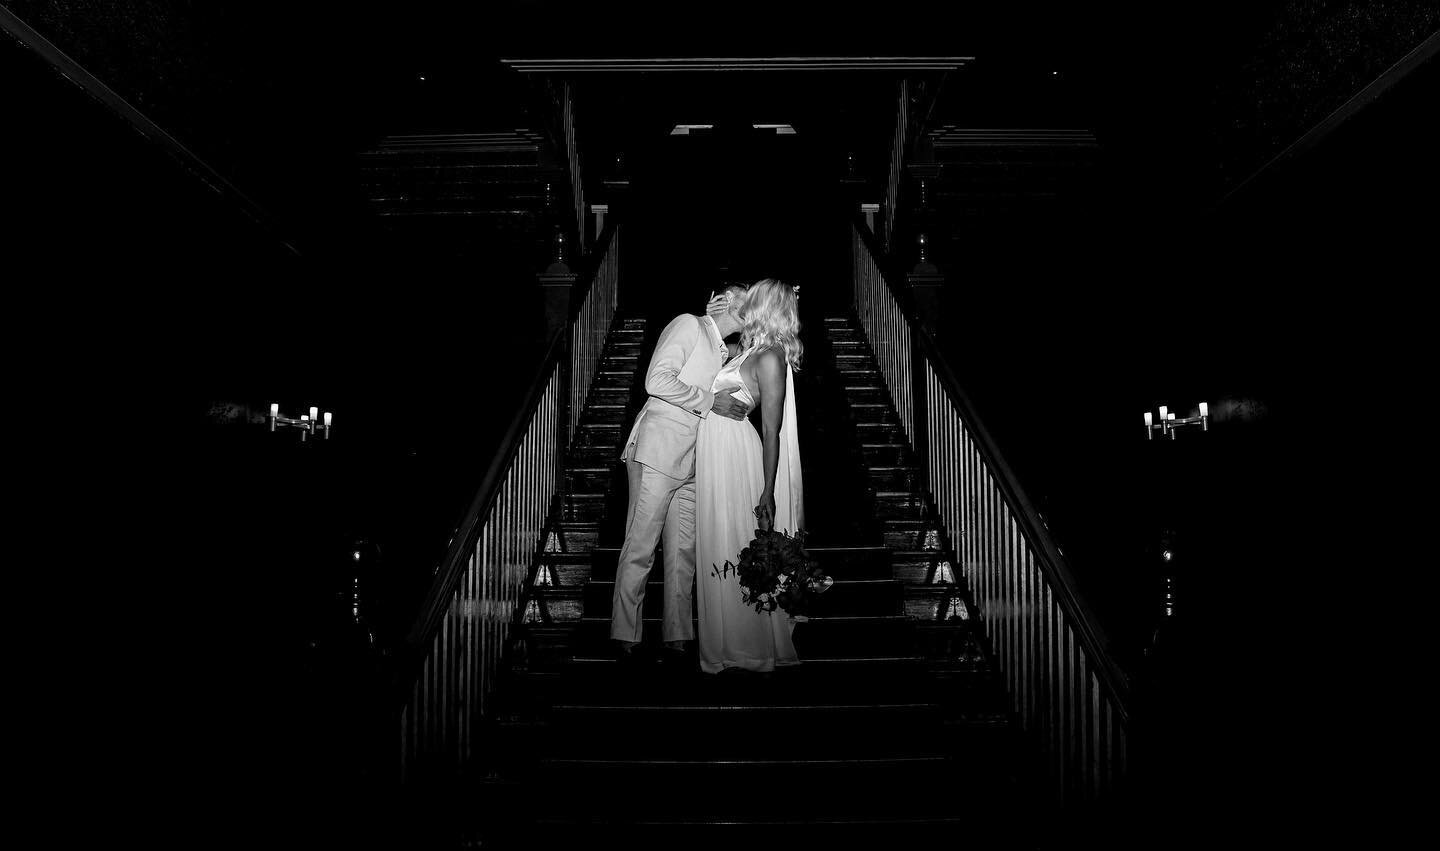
top-left (1144, 402), bottom-right (1208, 440)
top-left (269, 402), bottom-right (332, 441)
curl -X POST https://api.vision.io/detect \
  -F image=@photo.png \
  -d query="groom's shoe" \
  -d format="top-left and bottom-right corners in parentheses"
top-left (659, 641), bottom-right (695, 677)
top-left (615, 640), bottom-right (647, 672)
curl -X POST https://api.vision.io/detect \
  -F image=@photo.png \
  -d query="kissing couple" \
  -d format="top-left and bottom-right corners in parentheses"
top-left (610, 278), bottom-right (805, 674)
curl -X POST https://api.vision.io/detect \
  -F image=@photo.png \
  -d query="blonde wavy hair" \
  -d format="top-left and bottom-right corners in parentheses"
top-left (737, 278), bottom-right (803, 370)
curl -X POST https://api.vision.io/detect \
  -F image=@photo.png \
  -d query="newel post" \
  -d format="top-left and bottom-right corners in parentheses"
top-left (860, 203), bottom-right (881, 234)
top-left (539, 227), bottom-right (578, 340)
top-left (906, 232), bottom-right (943, 496)
top-left (907, 231), bottom-right (944, 339)
top-left (590, 204), bottom-right (608, 242)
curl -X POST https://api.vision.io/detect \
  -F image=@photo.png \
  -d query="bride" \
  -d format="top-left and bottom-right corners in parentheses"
top-left (695, 279), bottom-right (805, 674)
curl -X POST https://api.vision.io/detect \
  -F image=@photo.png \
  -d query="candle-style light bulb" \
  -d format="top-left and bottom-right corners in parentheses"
top-left (323, 412), bottom-right (332, 427)
top-left (1169, 412), bottom-right (1176, 421)
top-left (1144, 412), bottom-right (1153, 427)
top-left (1158, 406), bottom-right (1168, 420)
top-left (1199, 401), bottom-right (1209, 418)
top-left (269, 403), bottom-right (279, 418)
top-left (309, 406), bottom-right (318, 421)
top-left (301, 414), bottom-right (309, 422)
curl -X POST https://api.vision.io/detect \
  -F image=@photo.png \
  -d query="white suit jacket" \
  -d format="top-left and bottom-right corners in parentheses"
top-left (622, 313), bottom-right (728, 479)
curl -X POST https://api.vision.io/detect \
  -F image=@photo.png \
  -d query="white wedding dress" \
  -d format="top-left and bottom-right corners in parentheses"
top-left (695, 346), bottom-right (804, 674)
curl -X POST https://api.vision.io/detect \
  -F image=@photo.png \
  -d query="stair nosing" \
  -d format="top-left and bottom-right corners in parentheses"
top-left (540, 755), bottom-right (947, 767)
top-left (582, 578), bottom-right (903, 587)
top-left (576, 615), bottom-right (911, 624)
top-left (556, 654), bottom-right (956, 667)
top-left (548, 702), bottom-right (939, 713)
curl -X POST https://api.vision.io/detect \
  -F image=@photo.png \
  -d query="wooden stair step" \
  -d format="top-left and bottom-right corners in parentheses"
top-left (550, 522), bottom-right (602, 552)
top-left (481, 751), bottom-right (1020, 827)
top-left (568, 444), bottom-right (622, 464)
top-left (581, 404), bottom-right (629, 425)
top-left (510, 701), bottom-right (968, 756)
top-left (861, 442), bottom-right (912, 464)
top-left (560, 492), bottom-right (611, 522)
top-left (580, 578), bottom-right (905, 619)
top-left (564, 615), bottom-right (919, 658)
top-left (586, 545), bottom-right (894, 582)
top-left (506, 662), bottom-right (1002, 717)
top-left (882, 522), bottom-right (945, 551)
top-left (510, 655), bottom-right (995, 700)
top-left (889, 550), bottom-right (960, 584)
top-left (871, 492), bottom-right (929, 520)
top-left (848, 403), bottom-right (899, 423)
top-left (564, 465), bottom-right (619, 493)
top-left (867, 465), bottom-right (923, 490)
top-left (537, 551), bottom-right (594, 585)
top-left (528, 586), bottom-right (583, 621)
top-left (587, 386), bottom-right (631, 406)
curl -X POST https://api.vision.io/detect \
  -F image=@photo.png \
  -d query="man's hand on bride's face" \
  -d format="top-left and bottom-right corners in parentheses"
top-left (705, 292), bottom-right (730, 317)
top-left (711, 387), bottom-right (750, 421)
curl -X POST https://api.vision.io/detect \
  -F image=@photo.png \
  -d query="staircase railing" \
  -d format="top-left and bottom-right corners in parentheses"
top-left (398, 224), bottom-right (620, 780)
top-left (852, 219), bottom-right (1130, 805)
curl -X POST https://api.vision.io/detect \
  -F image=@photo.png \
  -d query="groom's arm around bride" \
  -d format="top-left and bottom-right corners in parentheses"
top-left (645, 312), bottom-right (748, 422)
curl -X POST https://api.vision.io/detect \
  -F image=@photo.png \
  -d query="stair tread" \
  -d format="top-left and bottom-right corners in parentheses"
top-left (590, 544), bottom-right (890, 555)
top-left (577, 615), bottom-right (910, 623)
top-left (535, 816), bottom-right (970, 827)
top-left (583, 578), bottom-right (901, 586)
top-left (553, 654), bottom-right (962, 667)
top-left (545, 702), bottom-right (941, 712)
top-left (541, 755), bottom-right (948, 767)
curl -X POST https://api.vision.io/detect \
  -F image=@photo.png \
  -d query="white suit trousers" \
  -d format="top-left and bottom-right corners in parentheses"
top-left (609, 457), bottom-right (696, 644)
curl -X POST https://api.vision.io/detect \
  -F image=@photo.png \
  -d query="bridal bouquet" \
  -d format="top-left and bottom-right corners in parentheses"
top-left (715, 529), bottom-right (833, 620)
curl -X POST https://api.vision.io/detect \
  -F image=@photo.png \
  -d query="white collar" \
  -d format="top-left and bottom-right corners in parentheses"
top-left (700, 315), bottom-right (728, 358)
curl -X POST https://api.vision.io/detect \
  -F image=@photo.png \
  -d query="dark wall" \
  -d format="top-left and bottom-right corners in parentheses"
top-left (925, 49), bottom-right (1435, 845)
top-left (6, 29), bottom-right (554, 839)
top-left (924, 45), bottom-right (1434, 635)
top-left (5, 23), bottom-right (549, 603)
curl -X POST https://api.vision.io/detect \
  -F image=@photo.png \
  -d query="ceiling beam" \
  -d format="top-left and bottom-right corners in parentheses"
top-left (1219, 27), bottom-right (1440, 209)
top-left (1, 7), bottom-right (299, 256)
top-left (502, 56), bottom-right (972, 73)
top-left (930, 128), bottom-right (1098, 147)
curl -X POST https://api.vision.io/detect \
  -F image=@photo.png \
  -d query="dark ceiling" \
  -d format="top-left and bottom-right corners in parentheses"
top-left (8, 1), bottom-right (1437, 252)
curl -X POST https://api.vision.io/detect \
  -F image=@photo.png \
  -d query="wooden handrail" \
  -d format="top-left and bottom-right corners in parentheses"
top-left (853, 216), bottom-right (1131, 717)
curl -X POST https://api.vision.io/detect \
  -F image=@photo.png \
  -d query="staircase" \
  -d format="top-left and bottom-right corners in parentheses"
top-left (462, 311), bottom-right (1033, 848)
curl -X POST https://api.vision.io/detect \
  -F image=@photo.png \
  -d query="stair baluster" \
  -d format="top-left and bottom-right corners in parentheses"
top-left (852, 216), bottom-right (1131, 806)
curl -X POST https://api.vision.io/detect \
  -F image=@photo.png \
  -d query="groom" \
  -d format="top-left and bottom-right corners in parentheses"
top-left (611, 287), bottom-right (749, 666)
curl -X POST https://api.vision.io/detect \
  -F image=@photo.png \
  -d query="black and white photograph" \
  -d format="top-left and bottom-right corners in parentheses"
top-left (6, 1), bottom-right (1435, 847)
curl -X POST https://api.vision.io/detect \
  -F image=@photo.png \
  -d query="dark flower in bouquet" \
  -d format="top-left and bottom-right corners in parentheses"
top-left (713, 528), bottom-right (833, 620)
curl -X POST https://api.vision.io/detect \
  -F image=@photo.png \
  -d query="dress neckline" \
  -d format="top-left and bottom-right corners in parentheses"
top-left (725, 345), bottom-right (758, 371)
